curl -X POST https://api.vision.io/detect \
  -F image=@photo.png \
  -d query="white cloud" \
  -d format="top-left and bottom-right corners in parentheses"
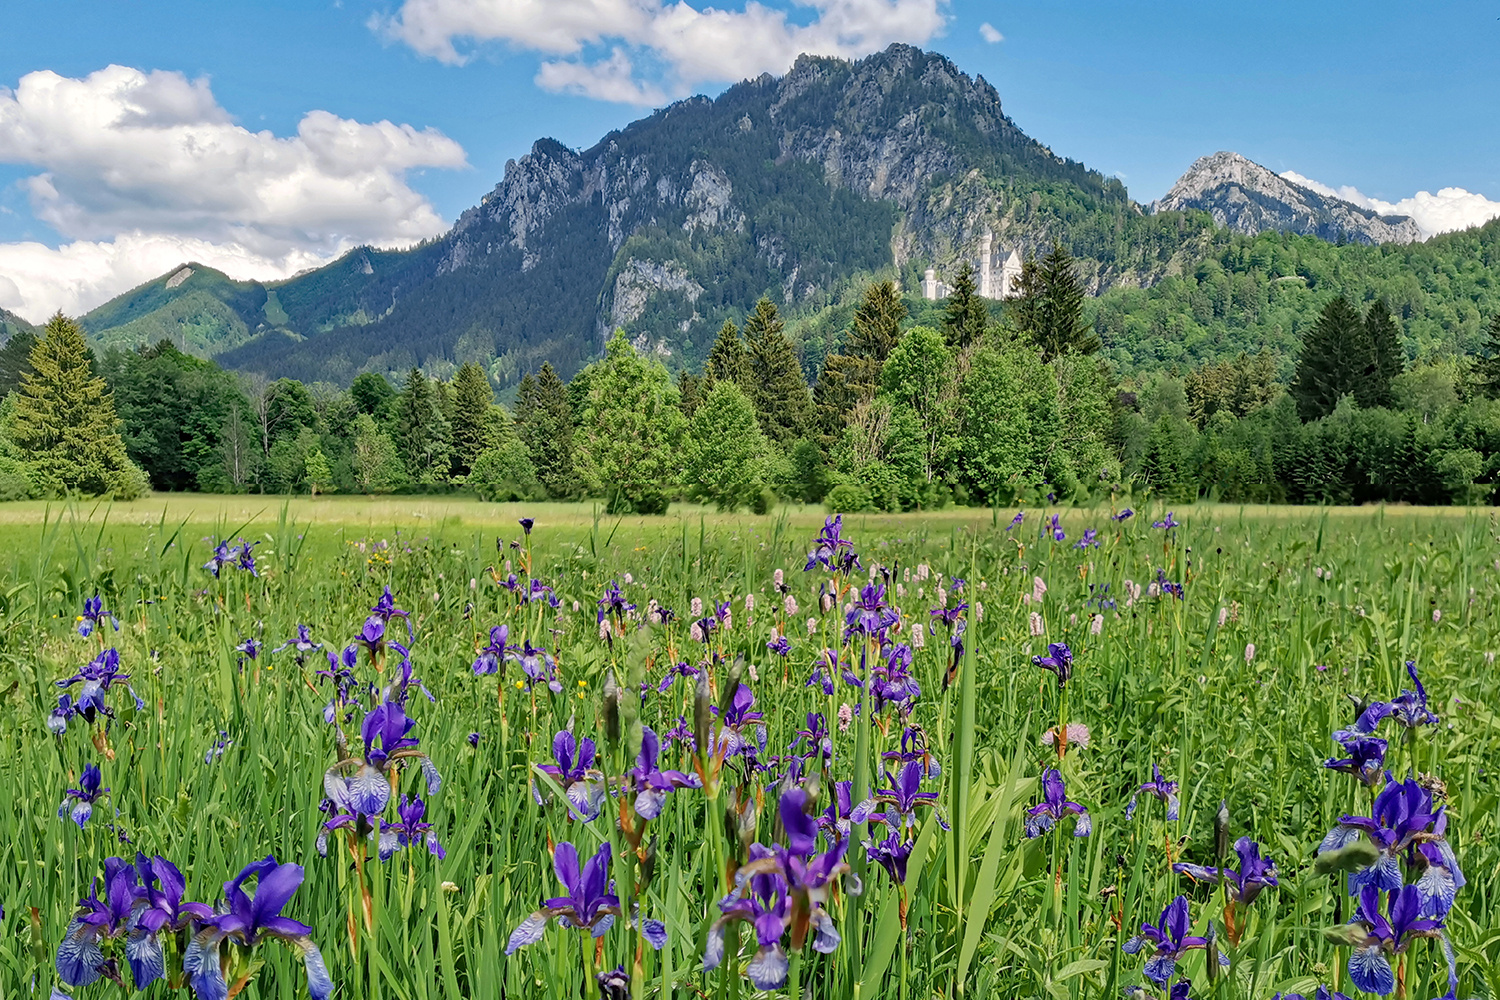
top-left (0, 233), bottom-right (328, 322)
top-left (978, 22), bottom-right (1002, 43)
top-left (1282, 169), bottom-right (1500, 239)
top-left (374, 0), bottom-right (949, 104)
top-left (0, 65), bottom-right (467, 319)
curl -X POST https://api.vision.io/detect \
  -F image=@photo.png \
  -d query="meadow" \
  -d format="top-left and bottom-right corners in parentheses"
top-left (2, 497), bottom-right (1496, 1000)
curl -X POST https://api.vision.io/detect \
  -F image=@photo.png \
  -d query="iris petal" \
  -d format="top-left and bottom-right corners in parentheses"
top-left (54, 921), bottom-right (104, 986)
top-left (1348, 946), bottom-right (1395, 996)
top-left (126, 929), bottom-right (166, 989)
top-left (348, 765), bottom-right (391, 816)
top-left (642, 918), bottom-right (668, 950)
top-left (301, 940), bottom-right (335, 1000)
top-left (505, 913), bottom-right (549, 955)
top-left (747, 944), bottom-right (790, 991)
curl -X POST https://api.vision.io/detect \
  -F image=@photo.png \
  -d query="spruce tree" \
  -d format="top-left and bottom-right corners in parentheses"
top-left (11, 314), bottom-right (142, 497)
top-left (394, 368), bottom-right (452, 484)
top-left (517, 363), bottom-right (576, 498)
top-left (1479, 314), bottom-right (1500, 400)
top-left (677, 369), bottom-right (704, 419)
top-left (449, 361), bottom-right (497, 477)
top-left (0, 329), bottom-right (36, 396)
top-left (942, 262), bottom-right (988, 348)
top-left (848, 280), bottom-right (906, 363)
top-left (1291, 297), bottom-right (1374, 420)
top-left (1362, 300), bottom-right (1403, 408)
top-left (1016, 242), bottom-right (1098, 362)
top-left (812, 281), bottom-right (908, 438)
top-left (743, 297), bottom-right (811, 447)
top-left (704, 320), bottom-right (753, 391)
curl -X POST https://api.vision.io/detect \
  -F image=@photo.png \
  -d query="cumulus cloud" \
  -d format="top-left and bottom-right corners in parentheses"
top-left (1281, 169), bottom-right (1500, 239)
top-left (0, 65), bottom-right (467, 320)
top-left (978, 22), bottom-right (1002, 43)
top-left (374, 0), bottom-right (949, 104)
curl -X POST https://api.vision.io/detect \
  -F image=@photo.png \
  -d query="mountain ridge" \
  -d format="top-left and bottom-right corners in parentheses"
top-left (1151, 151), bottom-right (1422, 245)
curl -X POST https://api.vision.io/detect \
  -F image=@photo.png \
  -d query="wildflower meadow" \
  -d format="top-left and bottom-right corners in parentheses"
top-left (4, 502), bottom-right (1498, 1000)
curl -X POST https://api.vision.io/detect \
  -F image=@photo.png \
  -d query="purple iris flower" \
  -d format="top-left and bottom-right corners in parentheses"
top-left (76, 595), bottom-right (119, 637)
top-left (1112, 508), bottom-right (1134, 522)
top-left (1032, 642), bottom-right (1074, 688)
top-left (271, 624), bottom-right (322, 660)
top-left (1273, 988), bottom-right (1353, 1000)
top-left (597, 580), bottom-right (635, 622)
top-left (1153, 512), bottom-right (1180, 530)
top-left (625, 726), bottom-right (702, 819)
top-left (845, 583), bottom-right (899, 642)
top-left (535, 730), bottom-right (606, 821)
top-left (1025, 769), bottom-right (1090, 838)
top-left (872, 759), bottom-right (945, 833)
top-left (235, 637), bottom-right (260, 660)
top-left (766, 634), bottom-right (792, 657)
top-left (48, 694), bottom-right (76, 734)
top-left (1123, 895), bottom-right (1225, 986)
top-left (379, 794), bottom-right (445, 860)
top-left (519, 517), bottom-right (534, 535)
top-left (881, 726), bottom-right (942, 780)
top-left (790, 713), bottom-right (833, 764)
top-left (866, 828), bottom-right (914, 885)
top-left (870, 643), bottom-right (920, 713)
top-left (598, 966), bottom-right (629, 999)
top-left (499, 573), bottom-right (521, 593)
top-left (55, 857), bottom-right (144, 987)
top-left (124, 853), bottom-right (214, 987)
top-left (506, 842), bottom-right (664, 955)
top-left (663, 714), bottom-right (696, 751)
top-left (523, 578), bottom-right (561, 608)
top-left (467, 732), bottom-right (481, 747)
top-left (806, 648), bottom-right (841, 695)
top-left (236, 539), bottom-right (259, 575)
top-left (1156, 569), bottom-right (1184, 600)
top-left (185, 856), bottom-right (332, 1000)
top-left (712, 683), bottom-right (768, 759)
top-left (1126, 763), bottom-right (1180, 822)
top-left (316, 645), bottom-right (360, 725)
top-left (1324, 736), bottom-right (1388, 786)
top-left (320, 700), bottom-right (440, 851)
top-left (1049, 515), bottom-right (1065, 542)
top-left (510, 641), bottom-right (562, 693)
top-left (1337, 662), bottom-right (1439, 739)
top-left (56, 647), bottom-right (142, 723)
top-left (657, 659), bottom-right (700, 692)
top-left (1345, 885), bottom-right (1451, 996)
top-left (819, 781), bottom-right (876, 840)
top-left (1320, 774), bottom-right (1463, 916)
top-left (929, 601), bottom-right (968, 628)
top-left (805, 514), bottom-right (861, 574)
top-left (370, 586), bottom-right (409, 623)
top-left (1006, 512), bottom-right (1023, 531)
top-left (1075, 528), bottom-right (1100, 549)
top-left (472, 625), bottom-right (512, 675)
top-left (383, 650), bottom-right (435, 705)
top-left (704, 854), bottom-right (792, 989)
top-left (1174, 837), bottom-right (1279, 903)
top-left (59, 763), bottom-right (109, 827)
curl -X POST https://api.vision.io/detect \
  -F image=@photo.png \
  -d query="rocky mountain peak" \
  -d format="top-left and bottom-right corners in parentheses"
top-left (1152, 151), bottom-right (1420, 244)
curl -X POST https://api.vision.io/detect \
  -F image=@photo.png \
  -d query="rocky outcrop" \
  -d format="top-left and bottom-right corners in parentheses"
top-left (1151, 152), bottom-right (1421, 245)
top-left (609, 259), bottom-right (704, 329)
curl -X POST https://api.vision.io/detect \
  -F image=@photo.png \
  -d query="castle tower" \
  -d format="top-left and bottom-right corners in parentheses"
top-left (922, 267), bottom-right (940, 300)
top-left (998, 249), bottom-right (1023, 298)
top-left (978, 231), bottom-right (995, 298)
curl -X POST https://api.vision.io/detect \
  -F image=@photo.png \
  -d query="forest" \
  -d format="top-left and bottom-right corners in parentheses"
top-left (4, 230), bottom-right (1500, 509)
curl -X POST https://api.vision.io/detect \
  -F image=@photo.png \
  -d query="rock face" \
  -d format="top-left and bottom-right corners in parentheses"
top-left (1151, 152), bottom-right (1421, 245)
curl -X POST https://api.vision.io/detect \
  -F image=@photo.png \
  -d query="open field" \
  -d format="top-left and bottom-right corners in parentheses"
top-left (1, 500), bottom-right (1496, 1000)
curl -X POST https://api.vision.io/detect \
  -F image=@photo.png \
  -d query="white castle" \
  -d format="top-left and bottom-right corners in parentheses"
top-left (921, 231), bottom-right (1023, 301)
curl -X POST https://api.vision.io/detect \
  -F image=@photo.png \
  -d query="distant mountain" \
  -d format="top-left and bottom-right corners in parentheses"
top-left (1, 307), bottom-right (35, 343)
top-left (71, 44), bottom-right (1220, 385)
top-left (1151, 151), bottom-right (1421, 245)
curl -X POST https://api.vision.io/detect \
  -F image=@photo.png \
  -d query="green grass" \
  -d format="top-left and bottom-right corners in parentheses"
top-left (2, 499), bottom-right (1496, 1000)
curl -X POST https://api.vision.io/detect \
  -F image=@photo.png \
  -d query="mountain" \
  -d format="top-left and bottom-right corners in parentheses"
top-left (73, 44), bottom-right (1221, 386)
top-left (1151, 151), bottom-right (1421, 245)
top-left (1, 307), bottom-right (35, 343)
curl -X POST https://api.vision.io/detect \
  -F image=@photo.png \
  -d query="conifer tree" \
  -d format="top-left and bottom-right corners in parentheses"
top-left (516, 362), bottom-right (576, 498)
top-left (1291, 297), bottom-right (1374, 420)
top-left (1363, 300), bottom-right (1403, 408)
top-left (813, 281), bottom-right (908, 437)
top-left (394, 368), bottom-right (452, 484)
top-left (573, 331), bottom-right (683, 514)
top-left (849, 280), bottom-right (906, 363)
top-left (743, 297), bottom-right (811, 447)
top-left (0, 329), bottom-right (36, 396)
top-left (1014, 242), bottom-right (1098, 362)
top-left (684, 380), bottom-right (767, 510)
top-left (704, 320), bottom-right (753, 391)
top-left (943, 262), bottom-right (988, 348)
top-left (11, 314), bottom-right (142, 497)
top-left (1478, 314), bottom-right (1500, 400)
top-left (677, 369), bottom-right (704, 419)
top-left (449, 361), bottom-right (497, 477)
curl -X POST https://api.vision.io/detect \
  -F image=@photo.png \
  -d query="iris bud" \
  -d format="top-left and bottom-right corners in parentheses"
top-left (602, 672), bottom-right (621, 744)
top-left (693, 671), bottom-right (712, 757)
top-left (1214, 800), bottom-right (1230, 860)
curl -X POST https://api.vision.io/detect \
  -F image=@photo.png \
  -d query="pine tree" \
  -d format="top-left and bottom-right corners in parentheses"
top-left (0, 329), bottom-right (36, 396)
top-left (677, 369), bottom-right (704, 419)
top-left (449, 361), bottom-right (497, 477)
top-left (394, 368), bottom-right (452, 483)
top-left (1479, 314), bottom-right (1500, 400)
top-left (704, 320), bottom-right (752, 391)
top-left (743, 297), bottom-right (811, 447)
top-left (849, 280), bottom-right (906, 363)
top-left (816, 280), bottom-right (910, 435)
top-left (10, 314), bottom-right (143, 497)
top-left (943, 262), bottom-right (988, 348)
top-left (1291, 297), bottom-right (1374, 420)
top-left (517, 362), bottom-right (576, 498)
top-left (1015, 242), bottom-right (1098, 362)
top-left (1363, 300), bottom-right (1403, 408)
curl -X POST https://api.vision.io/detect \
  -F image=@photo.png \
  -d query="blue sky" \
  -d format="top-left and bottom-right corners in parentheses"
top-left (1, 0), bottom-right (1497, 319)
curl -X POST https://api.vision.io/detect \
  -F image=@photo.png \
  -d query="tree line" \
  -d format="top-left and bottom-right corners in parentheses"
top-left (5, 239), bottom-right (1500, 508)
